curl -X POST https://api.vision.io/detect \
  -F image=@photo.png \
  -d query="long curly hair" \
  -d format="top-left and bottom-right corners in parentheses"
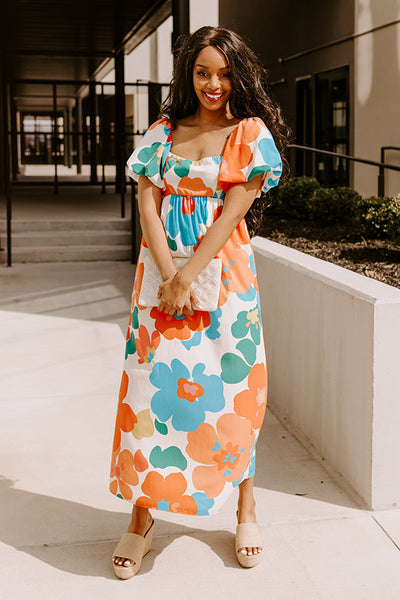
top-left (161, 26), bottom-right (290, 237)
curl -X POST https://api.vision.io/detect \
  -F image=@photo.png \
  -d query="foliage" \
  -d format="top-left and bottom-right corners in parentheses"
top-left (269, 176), bottom-right (319, 220)
top-left (266, 177), bottom-right (400, 243)
top-left (356, 195), bottom-right (400, 241)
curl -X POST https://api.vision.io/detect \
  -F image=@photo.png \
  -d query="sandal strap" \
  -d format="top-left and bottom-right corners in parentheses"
top-left (235, 523), bottom-right (263, 551)
top-left (113, 532), bottom-right (146, 563)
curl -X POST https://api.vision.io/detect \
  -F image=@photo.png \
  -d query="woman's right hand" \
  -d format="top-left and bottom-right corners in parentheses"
top-left (157, 275), bottom-right (200, 316)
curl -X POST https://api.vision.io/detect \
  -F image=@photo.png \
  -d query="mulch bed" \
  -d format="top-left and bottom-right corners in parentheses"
top-left (259, 213), bottom-right (400, 290)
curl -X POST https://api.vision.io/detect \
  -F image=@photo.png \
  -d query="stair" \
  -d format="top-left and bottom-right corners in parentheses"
top-left (0, 218), bottom-right (133, 263)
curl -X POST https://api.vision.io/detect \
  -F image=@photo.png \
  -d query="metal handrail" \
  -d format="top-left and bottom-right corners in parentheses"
top-left (289, 143), bottom-right (400, 197)
top-left (379, 147), bottom-right (400, 197)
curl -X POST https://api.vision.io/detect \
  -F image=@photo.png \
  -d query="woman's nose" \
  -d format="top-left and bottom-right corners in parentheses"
top-left (208, 74), bottom-right (220, 89)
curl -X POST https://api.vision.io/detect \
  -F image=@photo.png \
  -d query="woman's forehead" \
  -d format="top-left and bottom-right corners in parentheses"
top-left (194, 46), bottom-right (229, 68)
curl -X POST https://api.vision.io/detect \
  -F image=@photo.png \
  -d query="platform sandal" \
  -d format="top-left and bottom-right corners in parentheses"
top-left (112, 519), bottom-right (155, 579)
top-left (235, 522), bottom-right (263, 568)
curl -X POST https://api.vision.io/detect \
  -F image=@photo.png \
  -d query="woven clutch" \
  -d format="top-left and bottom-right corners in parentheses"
top-left (138, 254), bottom-right (222, 312)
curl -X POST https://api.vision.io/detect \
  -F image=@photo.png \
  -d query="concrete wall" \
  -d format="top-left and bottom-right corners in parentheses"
top-left (252, 236), bottom-right (400, 510)
top-left (190, 0), bottom-right (219, 33)
top-left (353, 0), bottom-right (400, 198)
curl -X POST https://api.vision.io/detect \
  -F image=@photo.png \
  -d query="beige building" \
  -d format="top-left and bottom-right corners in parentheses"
top-left (219, 0), bottom-right (400, 198)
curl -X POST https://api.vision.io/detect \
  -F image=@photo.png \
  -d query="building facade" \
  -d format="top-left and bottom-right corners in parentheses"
top-left (219, 0), bottom-right (400, 198)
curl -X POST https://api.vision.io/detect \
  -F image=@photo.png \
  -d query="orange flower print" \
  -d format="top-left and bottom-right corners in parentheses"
top-left (136, 325), bottom-right (161, 364)
top-left (219, 118), bottom-right (264, 192)
top-left (187, 413), bottom-right (255, 498)
top-left (181, 196), bottom-right (196, 215)
top-left (110, 449), bottom-right (139, 500)
top-left (112, 370), bottom-right (138, 452)
top-left (234, 363), bottom-right (268, 431)
top-left (217, 229), bottom-right (255, 306)
top-left (177, 378), bottom-right (204, 402)
top-left (177, 177), bottom-right (214, 197)
top-left (150, 306), bottom-right (210, 341)
top-left (137, 471), bottom-right (198, 514)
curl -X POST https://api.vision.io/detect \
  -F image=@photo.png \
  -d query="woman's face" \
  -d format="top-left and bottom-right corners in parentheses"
top-left (192, 45), bottom-right (232, 112)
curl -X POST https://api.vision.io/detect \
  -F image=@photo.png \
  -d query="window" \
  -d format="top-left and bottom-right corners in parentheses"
top-left (315, 67), bottom-right (350, 187)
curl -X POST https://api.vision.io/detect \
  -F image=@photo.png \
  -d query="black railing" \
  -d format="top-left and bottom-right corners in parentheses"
top-left (289, 144), bottom-right (400, 197)
top-left (379, 147), bottom-right (400, 197)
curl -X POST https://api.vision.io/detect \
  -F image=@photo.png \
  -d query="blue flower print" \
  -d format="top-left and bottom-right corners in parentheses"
top-left (150, 359), bottom-right (225, 432)
top-left (165, 195), bottom-right (208, 247)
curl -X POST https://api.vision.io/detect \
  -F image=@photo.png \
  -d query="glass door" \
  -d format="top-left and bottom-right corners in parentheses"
top-left (315, 67), bottom-right (349, 187)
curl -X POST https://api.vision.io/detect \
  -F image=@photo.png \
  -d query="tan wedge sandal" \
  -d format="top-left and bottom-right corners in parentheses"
top-left (235, 522), bottom-right (263, 568)
top-left (112, 520), bottom-right (155, 579)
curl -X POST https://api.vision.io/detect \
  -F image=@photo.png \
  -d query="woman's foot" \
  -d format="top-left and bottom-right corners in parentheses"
top-left (237, 500), bottom-right (262, 557)
top-left (237, 476), bottom-right (262, 558)
top-left (113, 505), bottom-right (153, 569)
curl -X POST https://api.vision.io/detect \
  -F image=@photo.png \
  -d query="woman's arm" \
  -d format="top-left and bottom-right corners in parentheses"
top-left (138, 175), bottom-right (176, 280)
top-left (157, 173), bottom-right (263, 311)
top-left (137, 176), bottom-right (197, 315)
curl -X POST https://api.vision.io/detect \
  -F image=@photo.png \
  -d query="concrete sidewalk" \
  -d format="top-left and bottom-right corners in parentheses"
top-left (1, 261), bottom-right (400, 600)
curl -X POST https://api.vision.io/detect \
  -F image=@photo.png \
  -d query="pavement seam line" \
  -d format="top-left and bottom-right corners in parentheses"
top-left (14, 513), bottom-right (369, 551)
top-left (370, 515), bottom-right (400, 552)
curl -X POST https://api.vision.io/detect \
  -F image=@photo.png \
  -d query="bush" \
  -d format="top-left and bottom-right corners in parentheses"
top-left (267, 177), bottom-right (400, 243)
top-left (310, 186), bottom-right (361, 225)
top-left (356, 195), bottom-right (400, 241)
top-left (271, 176), bottom-right (320, 220)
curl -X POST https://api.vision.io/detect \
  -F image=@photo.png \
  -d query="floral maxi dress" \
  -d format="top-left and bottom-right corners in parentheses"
top-left (109, 116), bottom-right (282, 516)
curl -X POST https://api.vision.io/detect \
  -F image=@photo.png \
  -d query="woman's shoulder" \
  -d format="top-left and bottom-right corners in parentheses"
top-left (147, 117), bottom-right (172, 133)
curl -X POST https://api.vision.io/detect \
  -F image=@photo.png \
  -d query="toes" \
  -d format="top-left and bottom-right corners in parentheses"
top-left (113, 556), bottom-right (134, 568)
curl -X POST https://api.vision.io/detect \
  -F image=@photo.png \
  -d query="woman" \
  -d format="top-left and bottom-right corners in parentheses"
top-left (110, 25), bottom-right (288, 578)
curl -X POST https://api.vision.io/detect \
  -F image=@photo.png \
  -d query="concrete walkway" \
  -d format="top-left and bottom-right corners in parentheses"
top-left (1, 261), bottom-right (400, 600)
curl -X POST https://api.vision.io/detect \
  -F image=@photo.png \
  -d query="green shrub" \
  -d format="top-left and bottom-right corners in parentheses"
top-left (268, 177), bottom-right (400, 243)
top-left (310, 186), bottom-right (361, 225)
top-left (271, 176), bottom-right (320, 220)
top-left (355, 195), bottom-right (400, 240)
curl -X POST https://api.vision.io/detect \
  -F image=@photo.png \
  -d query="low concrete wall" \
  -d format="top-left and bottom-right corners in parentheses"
top-left (252, 237), bottom-right (400, 510)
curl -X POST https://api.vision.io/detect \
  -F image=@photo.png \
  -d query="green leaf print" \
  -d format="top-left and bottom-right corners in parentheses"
top-left (125, 331), bottom-right (136, 359)
top-left (167, 236), bottom-right (177, 251)
top-left (132, 306), bottom-right (139, 329)
top-left (235, 339), bottom-right (256, 366)
top-left (155, 419), bottom-right (168, 435)
top-left (221, 352), bottom-right (251, 383)
top-left (149, 445), bottom-right (187, 471)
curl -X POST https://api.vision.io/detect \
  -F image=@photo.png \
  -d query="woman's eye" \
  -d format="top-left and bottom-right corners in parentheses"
top-left (221, 72), bottom-right (231, 78)
top-left (196, 71), bottom-right (207, 77)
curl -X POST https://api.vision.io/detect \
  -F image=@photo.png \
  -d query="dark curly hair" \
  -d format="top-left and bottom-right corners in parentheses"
top-left (161, 26), bottom-right (290, 237)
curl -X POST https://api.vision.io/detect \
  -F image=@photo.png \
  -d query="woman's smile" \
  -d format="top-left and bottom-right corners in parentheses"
top-left (193, 45), bottom-right (232, 112)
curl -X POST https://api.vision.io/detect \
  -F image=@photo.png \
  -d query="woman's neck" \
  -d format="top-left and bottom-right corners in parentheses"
top-left (192, 105), bottom-right (234, 129)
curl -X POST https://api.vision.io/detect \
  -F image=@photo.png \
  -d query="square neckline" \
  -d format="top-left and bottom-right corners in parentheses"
top-left (167, 150), bottom-right (222, 163)
top-left (166, 117), bottom-right (254, 163)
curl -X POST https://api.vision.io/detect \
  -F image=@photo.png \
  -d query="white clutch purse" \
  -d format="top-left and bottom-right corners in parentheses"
top-left (138, 254), bottom-right (222, 312)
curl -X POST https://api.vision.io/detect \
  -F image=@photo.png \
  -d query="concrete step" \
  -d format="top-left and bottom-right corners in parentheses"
top-left (1, 244), bottom-right (133, 263)
top-left (0, 218), bottom-right (132, 233)
top-left (9, 230), bottom-right (132, 247)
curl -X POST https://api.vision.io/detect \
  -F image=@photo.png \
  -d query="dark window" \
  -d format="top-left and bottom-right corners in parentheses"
top-left (315, 67), bottom-right (350, 187)
top-left (295, 77), bottom-right (313, 177)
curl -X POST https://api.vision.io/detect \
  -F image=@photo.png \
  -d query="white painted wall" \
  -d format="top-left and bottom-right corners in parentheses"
top-left (190, 0), bottom-right (219, 32)
top-left (353, 0), bottom-right (400, 198)
top-left (253, 236), bottom-right (400, 510)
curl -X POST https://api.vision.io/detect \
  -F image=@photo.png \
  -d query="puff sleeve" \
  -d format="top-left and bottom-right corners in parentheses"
top-left (126, 118), bottom-right (171, 188)
top-left (219, 117), bottom-right (282, 196)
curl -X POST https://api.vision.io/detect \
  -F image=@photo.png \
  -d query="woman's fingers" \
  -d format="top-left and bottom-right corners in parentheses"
top-left (190, 289), bottom-right (200, 309)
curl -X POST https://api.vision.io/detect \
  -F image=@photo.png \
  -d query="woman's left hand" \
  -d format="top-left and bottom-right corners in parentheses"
top-left (157, 274), bottom-right (197, 316)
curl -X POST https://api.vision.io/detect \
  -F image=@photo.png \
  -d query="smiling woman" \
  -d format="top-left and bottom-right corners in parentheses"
top-left (109, 25), bottom-right (289, 579)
